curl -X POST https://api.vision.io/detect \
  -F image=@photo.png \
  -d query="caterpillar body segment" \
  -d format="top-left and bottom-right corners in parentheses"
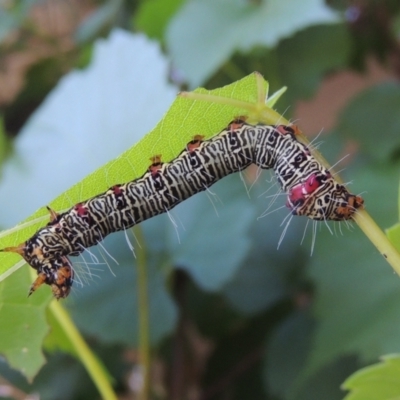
top-left (1, 120), bottom-right (363, 298)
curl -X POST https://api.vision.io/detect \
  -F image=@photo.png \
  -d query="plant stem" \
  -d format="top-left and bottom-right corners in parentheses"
top-left (48, 301), bottom-right (117, 400)
top-left (133, 225), bottom-right (151, 400)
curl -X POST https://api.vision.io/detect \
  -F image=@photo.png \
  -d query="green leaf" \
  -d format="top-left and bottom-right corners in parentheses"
top-left (342, 354), bottom-right (400, 400)
top-left (337, 82), bottom-right (400, 161)
top-left (166, 0), bottom-right (339, 86)
top-left (0, 266), bottom-right (51, 380)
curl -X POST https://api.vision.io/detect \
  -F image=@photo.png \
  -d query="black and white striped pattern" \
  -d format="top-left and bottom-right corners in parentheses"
top-left (2, 119), bottom-right (363, 298)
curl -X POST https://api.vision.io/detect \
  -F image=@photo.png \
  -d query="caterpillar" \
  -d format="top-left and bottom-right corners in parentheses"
top-left (0, 118), bottom-right (364, 299)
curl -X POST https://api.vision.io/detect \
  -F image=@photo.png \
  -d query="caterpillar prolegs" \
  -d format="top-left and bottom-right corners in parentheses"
top-left (1, 118), bottom-right (364, 299)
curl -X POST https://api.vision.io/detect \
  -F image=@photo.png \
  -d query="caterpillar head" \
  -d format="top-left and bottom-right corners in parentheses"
top-left (29, 256), bottom-right (74, 299)
top-left (287, 174), bottom-right (364, 221)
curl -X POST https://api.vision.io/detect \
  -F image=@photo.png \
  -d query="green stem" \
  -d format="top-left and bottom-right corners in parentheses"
top-left (48, 301), bottom-right (117, 400)
top-left (133, 225), bottom-right (151, 400)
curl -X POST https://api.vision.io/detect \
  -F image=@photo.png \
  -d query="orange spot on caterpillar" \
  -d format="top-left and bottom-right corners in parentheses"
top-left (187, 135), bottom-right (205, 152)
top-left (149, 155), bottom-right (163, 175)
top-left (150, 155), bottom-right (162, 164)
top-left (290, 124), bottom-right (301, 136)
top-left (336, 194), bottom-right (364, 219)
top-left (228, 116), bottom-right (248, 130)
top-left (275, 124), bottom-right (301, 137)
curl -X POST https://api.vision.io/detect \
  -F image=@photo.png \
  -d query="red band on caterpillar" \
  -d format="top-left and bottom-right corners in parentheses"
top-left (1, 120), bottom-right (364, 299)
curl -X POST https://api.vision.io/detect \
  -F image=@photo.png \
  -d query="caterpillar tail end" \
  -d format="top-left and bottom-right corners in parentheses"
top-left (0, 243), bottom-right (26, 256)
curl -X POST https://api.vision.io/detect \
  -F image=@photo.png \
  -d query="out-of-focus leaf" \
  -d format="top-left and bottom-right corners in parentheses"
top-left (342, 354), bottom-right (400, 400)
top-left (221, 175), bottom-right (307, 314)
top-left (186, 278), bottom-right (243, 340)
top-left (66, 231), bottom-right (177, 346)
top-left (264, 311), bottom-right (315, 398)
top-left (165, 174), bottom-right (255, 291)
top-left (167, 0), bottom-right (339, 86)
top-left (134, 0), bottom-right (184, 40)
top-left (0, 267), bottom-right (51, 379)
top-left (32, 353), bottom-right (99, 400)
top-left (337, 82), bottom-right (400, 161)
top-left (264, 311), bottom-right (359, 400)
top-left (43, 308), bottom-right (76, 356)
top-left (304, 163), bottom-right (400, 380)
top-left (202, 310), bottom-right (281, 399)
top-left (277, 24), bottom-right (351, 103)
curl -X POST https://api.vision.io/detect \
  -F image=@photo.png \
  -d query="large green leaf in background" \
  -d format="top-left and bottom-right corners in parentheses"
top-left (166, 0), bottom-right (339, 86)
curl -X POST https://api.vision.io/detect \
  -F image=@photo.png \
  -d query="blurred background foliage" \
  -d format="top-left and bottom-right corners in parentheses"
top-left (0, 0), bottom-right (400, 399)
